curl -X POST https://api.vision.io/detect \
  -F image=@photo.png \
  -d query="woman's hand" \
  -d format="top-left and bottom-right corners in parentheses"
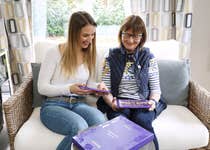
top-left (111, 97), bottom-right (119, 111)
top-left (94, 82), bottom-right (109, 96)
top-left (95, 82), bottom-right (119, 111)
top-left (148, 99), bottom-right (157, 111)
top-left (148, 94), bottom-right (160, 111)
top-left (69, 83), bottom-right (93, 95)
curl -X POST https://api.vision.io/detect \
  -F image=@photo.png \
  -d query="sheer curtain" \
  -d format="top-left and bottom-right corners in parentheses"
top-left (0, 0), bottom-right (33, 91)
top-left (130, 0), bottom-right (193, 58)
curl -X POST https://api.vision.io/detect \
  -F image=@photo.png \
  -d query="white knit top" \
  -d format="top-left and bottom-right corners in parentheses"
top-left (38, 45), bottom-right (90, 97)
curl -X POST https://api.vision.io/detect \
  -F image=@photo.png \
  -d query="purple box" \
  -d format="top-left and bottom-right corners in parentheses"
top-left (79, 86), bottom-right (109, 94)
top-left (117, 99), bottom-right (151, 109)
top-left (72, 116), bottom-right (154, 150)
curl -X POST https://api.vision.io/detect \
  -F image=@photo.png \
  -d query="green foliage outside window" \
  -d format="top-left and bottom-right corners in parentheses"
top-left (47, 0), bottom-right (70, 36)
top-left (47, 0), bottom-right (125, 36)
top-left (93, 0), bottom-right (125, 25)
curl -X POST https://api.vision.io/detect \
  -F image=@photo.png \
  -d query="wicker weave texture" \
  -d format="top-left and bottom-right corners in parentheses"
top-left (189, 81), bottom-right (210, 149)
top-left (3, 74), bottom-right (33, 150)
top-left (2, 75), bottom-right (210, 150)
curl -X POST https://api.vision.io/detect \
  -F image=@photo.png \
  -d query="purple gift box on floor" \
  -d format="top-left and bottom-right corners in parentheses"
top-left (72, 116), bottom-right (154, 150)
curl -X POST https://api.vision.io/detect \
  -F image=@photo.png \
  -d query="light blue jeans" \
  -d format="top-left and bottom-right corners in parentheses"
top-left (40, 99), bottom-right (106, 150)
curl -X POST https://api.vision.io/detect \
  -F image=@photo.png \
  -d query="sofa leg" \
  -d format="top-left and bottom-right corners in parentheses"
top-left (8, 136), bottom-right (15, 150)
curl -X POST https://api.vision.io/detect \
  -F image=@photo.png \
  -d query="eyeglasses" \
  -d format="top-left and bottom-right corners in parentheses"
top-left (121, 32), bottom-right (143, 41)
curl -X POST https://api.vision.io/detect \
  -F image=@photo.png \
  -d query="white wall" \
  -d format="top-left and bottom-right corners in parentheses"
top-left (190, 0), bottom-right (210, 91)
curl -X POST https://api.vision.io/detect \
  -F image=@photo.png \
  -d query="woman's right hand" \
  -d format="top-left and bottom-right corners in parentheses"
top-left (111, 97), bottom-right (119, 111)
top-left (69, 83), bottom-right (93, 95)
top-left (96, 82), bottom-right (118, 111)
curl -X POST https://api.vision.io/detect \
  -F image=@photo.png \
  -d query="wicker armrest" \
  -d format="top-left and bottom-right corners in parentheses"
top-left (188, 80), bottom-right (210, 149)
top-left (3, 73), bottom-right (33, 150)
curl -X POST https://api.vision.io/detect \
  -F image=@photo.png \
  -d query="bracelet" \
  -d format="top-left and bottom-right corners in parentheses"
top-left (150, 99), bottom-right (158, 106)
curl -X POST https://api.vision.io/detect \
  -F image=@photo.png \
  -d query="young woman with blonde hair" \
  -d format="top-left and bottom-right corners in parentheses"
top-left (38, 11), bottom-right (106, 150)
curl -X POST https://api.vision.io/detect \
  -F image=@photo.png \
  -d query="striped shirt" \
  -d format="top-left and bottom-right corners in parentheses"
top-left (102, 57), bottom-right (161, 100)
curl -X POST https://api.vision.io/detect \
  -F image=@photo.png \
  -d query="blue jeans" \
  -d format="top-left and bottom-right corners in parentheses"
top-left (40, 100), bottom-right (106, 150)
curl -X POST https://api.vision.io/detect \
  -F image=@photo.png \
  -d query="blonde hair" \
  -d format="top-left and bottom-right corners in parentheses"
top-left (60, 11), bottom-right (97, 78)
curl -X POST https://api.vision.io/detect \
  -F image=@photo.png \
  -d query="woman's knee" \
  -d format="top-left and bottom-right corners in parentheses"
top-left (73, 103), bottom-right (106, 125)
top-left (91, 112), bottom-right (106, 125)
top-left (132, 112), bottom-right (154, 130)
top-left (40, 105), bottom-right (88, 135)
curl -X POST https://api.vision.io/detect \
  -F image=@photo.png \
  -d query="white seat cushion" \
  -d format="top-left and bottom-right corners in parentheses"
top-left (15, 105), bottom-right (209, 150)
top-left (15, 107), bottom-right (64, 150)
top-left (153, 105), bottom-right (209, 150)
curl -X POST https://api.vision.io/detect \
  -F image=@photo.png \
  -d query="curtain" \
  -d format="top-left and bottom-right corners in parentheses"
top-left (0, 0), bottom-right (32, 91)
top-left (130, 0), bottom-right (193, 58)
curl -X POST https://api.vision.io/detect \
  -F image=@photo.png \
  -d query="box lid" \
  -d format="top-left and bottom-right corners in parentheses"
top-left (72, 115), bottom-right (154, 150)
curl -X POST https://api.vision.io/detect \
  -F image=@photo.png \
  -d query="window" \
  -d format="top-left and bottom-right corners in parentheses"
top-left (32, 0), bottom-right (127, 50)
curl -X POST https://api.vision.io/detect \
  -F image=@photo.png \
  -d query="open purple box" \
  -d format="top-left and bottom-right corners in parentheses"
top-left (117, 99), bottom-right (151, 109)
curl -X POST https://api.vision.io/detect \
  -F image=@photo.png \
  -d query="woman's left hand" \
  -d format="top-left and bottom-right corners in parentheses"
top-left (148, 100), bottom-right (156, 111)
top-left (70, 83), bottom-right (93, 95)
top-left (94, 82), bottom-right (109, 96)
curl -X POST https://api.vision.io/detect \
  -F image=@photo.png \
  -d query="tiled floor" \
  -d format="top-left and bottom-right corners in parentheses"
top-left (0, 80), bottom-right (11, 150)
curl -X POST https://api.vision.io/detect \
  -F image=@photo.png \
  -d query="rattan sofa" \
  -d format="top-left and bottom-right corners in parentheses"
top-left (3, 41), bottom-right (210, 150)
top-left (3, 75), bottom-right (210, 150)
